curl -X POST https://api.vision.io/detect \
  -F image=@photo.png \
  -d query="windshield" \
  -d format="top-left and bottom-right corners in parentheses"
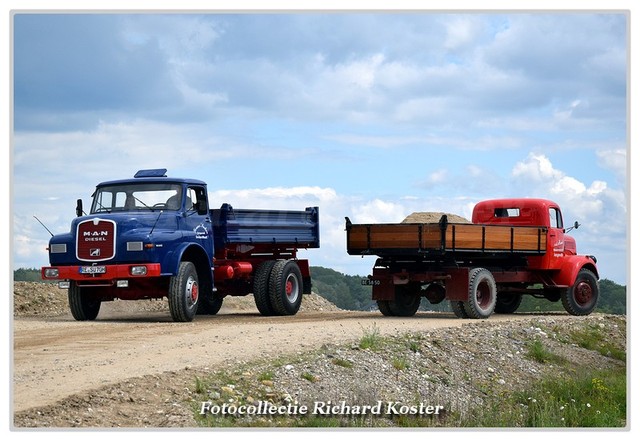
top-left (91, 183), bottom-right (183, 214)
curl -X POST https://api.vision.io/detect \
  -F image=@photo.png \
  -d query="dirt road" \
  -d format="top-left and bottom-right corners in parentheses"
top-left (12, 304), bottom-right (545, 414)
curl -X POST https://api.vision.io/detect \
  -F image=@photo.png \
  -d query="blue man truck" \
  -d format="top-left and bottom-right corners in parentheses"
top-left (41, 169), bottom-right (320, 322)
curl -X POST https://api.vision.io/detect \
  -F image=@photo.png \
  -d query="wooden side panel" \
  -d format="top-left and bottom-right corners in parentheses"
top-left (512, 227), bottom-right (546, 251)
top-left (420, 224), bottom-right (442, 249)
top-left (347, 222), bottom-right (546, 254)
top-left (482, 226), bottom-right (513, 250)
top-left (347, 226), bottom-right (369, 250)
top-left (445, 224), bottom-right (483, 250)
top-left (369, 224), bottom-right (420, 249)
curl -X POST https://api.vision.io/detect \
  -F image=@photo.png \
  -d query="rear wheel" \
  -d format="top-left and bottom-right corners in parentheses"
top-left (388, 285), bottom-right (421, 317)
top-left (253, 260), bottom-right (276, 316)
top-left (269, 260), bottom-right (303, 315)
top-left (197, 294), bottom-right (223, 315)
top-left (450, 301), bottom-right (469, 318)
top-left (463, 268), bottom-right (497, 319)
top-left (562, 269), bottom-right (599, 316)
top-left (68, 282), bottom-right (101, 321)
top-left (377, 300), bottom-right (394, 316)
top-left (495, 292), bottom-right (522, 314)
top-left (168, 262), bottom-right (199, 322)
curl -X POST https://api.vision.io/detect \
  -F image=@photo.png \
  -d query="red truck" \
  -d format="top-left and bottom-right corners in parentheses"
top-left (345, 198), bottom-right (599, 318)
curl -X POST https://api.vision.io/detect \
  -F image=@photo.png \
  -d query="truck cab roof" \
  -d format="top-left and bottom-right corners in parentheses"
top-left (472, 198), bottom-right (561, 227)
top-left (96, 169), bottom-right (207, 188)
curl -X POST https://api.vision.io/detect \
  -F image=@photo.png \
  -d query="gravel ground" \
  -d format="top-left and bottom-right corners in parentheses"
top-left (12, 282), bottom-right (626, 429)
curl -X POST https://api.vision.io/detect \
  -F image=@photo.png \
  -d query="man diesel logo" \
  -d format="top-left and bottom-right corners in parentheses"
top-left (83, 230), bottom-right (110, 243)
top-left (90, 249), bottom-right (101, 257)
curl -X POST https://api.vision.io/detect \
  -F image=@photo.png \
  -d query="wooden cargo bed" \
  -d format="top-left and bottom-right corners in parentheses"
top-left (345, 216), bottom-right (547, 257)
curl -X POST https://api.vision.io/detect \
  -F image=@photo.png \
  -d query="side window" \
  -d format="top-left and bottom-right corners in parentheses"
top-left (549, 208), bottom-right (563, 229)
top-left (186, 186), bottom-right (208, 213)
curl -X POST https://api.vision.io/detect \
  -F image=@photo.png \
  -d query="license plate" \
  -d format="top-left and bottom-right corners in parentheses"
top-left (361, 278), bottom-right (380, 286)
top-left (80, 266), bottom-right (106, 274)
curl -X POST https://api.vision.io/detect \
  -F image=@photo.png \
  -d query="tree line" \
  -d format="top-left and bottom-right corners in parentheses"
top-left (13, 266), bottom-right (626, 315)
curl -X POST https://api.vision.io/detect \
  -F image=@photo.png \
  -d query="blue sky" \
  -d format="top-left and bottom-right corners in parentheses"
top-left (10, 9), bottom-right (631, 284)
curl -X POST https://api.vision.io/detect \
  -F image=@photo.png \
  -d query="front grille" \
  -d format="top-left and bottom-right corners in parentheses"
top-left (76, 218), bottom-right (116, 261)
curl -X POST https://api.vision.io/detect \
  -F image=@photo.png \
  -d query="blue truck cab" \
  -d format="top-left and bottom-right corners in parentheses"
top-left (42, 169), bottom-right (320, 322)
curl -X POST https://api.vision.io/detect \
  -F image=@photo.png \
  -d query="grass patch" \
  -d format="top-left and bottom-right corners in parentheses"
top-left (526, 339), bottom-right (566, 364)
top-left (465, 367), bottom-right (626, 427)
top-left (301, 372), bottom-right (318, 382)
top-left (359, 324), bottom-right (383, 350)
top-left (569, 325), bottom-right (626, 362)
top-left (332, 358), bottom-right (353, 368)
top-left (392, 357), bottom-right (408, 371)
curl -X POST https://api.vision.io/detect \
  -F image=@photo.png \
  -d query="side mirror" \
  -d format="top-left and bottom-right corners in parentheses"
top-left (76, 199), bottom-right (83, 217)
top-left (565, 221), bottom-right (581, 233)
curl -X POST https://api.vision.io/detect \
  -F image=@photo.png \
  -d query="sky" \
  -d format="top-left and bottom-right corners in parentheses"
top-left (9, 7), bottom-right (632, 285)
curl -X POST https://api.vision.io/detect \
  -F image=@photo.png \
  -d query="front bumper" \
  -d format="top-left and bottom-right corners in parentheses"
top-left (41, 263), bottom-right (162, 287)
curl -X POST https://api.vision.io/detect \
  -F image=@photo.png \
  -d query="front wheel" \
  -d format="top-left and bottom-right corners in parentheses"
top-left (168, 262), bottom-right (200, 322)
top-left (68, 282), bottom-right (101, 321)
top-left (562, 269), bottom-right (599, 316)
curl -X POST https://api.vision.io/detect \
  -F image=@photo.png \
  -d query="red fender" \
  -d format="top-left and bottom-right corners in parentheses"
top-left (554, 255), bottom-right (599, 287)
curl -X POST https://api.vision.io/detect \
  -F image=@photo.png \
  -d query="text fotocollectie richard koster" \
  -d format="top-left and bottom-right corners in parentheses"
top-left (200, 400), bottom-right (445, 417)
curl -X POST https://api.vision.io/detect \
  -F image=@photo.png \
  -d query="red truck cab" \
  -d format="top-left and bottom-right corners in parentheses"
top-left (473, 198), bottom-right (598, 286)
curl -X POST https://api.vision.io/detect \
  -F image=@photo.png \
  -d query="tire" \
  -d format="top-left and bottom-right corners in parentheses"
top-left (168, 261), bottom-right (200, 322)
top-left (377, 300), bottom-right (394, 316)
top-left (562, 268), bottom-right (599, 316)
top-left (463, 268), bottom-right (497, 319)
top-left (494, 292), bottom-right (522, 314)
top-left (253, 260), bottom-right (276, 316)
top-left (388, 285), bottom-right (421, 317)
top-left (269, 260), bottom-right (303, 315)
top-left (197, 294), bottom-right (223, 315)
top-left (450, 301), bottom-right (469, 318)
top-left (68, 282), bottom-right (100, 321)
top-left (543, 288), bottom-right (563, 302)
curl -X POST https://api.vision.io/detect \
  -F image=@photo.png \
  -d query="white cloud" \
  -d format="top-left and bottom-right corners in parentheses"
top-left (596, 148), bottom-right (627, 181)
top-left (443, 16), bottom-right (483, 51)
top-left (510, 153), bottom-right (626, 281)
top-left (350, 199), bottom-right (407, 224)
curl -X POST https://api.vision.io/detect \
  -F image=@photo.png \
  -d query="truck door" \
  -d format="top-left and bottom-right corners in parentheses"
top-left (545, 206), bottom-right (566, 270)
top-left (182, 186), bottom-right (214, 257)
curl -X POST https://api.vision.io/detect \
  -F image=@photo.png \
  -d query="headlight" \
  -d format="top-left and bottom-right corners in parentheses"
top-left (130, 265), bottom-right (148, 276)
top-left (43, 268), bottom-right (59, 278)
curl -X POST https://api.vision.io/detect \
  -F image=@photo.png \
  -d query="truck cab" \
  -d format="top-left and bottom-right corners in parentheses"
top-left (472, 198), bottom-right (597, 282)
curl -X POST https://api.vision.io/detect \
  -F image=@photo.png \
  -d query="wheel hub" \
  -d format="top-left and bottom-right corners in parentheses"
top-left (575, 281), bottom-right (592, 305)
top-left (186, 278), bottom-right (199, 305)
top-left (285, 274), bottom-right (299, 303)
top-left (476, 283), bottom-right (490, 308)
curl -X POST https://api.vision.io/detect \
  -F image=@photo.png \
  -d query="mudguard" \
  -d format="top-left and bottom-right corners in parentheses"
top-left (555, 255), bottom-right (599, 287)
top-left (162, 242), bottom-right (213, 284)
